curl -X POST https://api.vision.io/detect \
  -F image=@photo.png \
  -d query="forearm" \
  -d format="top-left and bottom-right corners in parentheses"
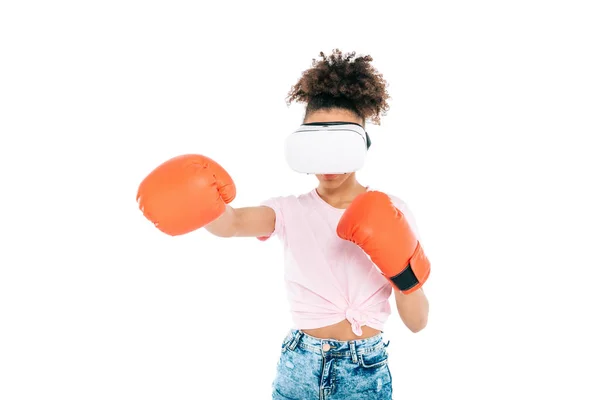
top-left (394, 288), bottom-right (429, 333)
top-left (204, 206), bottom-right (237, 237)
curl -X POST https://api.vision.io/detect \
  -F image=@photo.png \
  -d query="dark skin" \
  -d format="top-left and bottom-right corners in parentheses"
top-left (205, 108), bottom-right (428, 340)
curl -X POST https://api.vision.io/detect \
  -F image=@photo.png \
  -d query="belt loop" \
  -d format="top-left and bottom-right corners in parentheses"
top-left (349, 341), bottom-right (358, 364)
top-left (288, 330), bottom-right (303, 351)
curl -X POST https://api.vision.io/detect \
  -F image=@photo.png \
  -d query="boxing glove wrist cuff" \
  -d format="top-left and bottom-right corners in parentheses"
top-left (389, 266), bottom-right (420, 292)
top-left (388, 243), bottom-right (431, 294)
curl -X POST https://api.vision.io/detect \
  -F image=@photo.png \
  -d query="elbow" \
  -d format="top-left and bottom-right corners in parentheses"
top-left (399, 303), bottom-right (429, 333)
top-left (407, 316), bottom-right (428, 333)
top-left (396, 289), bottom-right (429, 333)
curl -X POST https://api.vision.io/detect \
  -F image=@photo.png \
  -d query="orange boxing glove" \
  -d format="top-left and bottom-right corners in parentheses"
top-left (337, 191), bottom-right (430, 294)
top-left (136, 154), bottom-right (236, 236)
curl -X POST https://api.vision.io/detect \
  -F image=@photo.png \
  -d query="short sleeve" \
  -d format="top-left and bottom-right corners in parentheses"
top-left (256, 197), bottom-right (286, 241)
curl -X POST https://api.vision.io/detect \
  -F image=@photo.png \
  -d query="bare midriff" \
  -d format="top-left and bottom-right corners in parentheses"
top-left (301, 319), bottom-right (381, 341)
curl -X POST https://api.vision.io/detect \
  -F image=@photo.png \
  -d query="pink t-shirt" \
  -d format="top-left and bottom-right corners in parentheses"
top-left (259, 188), bottom-right (420, 336)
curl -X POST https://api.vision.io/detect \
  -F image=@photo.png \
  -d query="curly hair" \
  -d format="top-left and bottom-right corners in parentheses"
top-left (286, 49), bottom-right (390, 125)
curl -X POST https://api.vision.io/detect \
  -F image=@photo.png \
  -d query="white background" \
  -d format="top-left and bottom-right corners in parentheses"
top-left (1, 0), bottom-right (599, 399)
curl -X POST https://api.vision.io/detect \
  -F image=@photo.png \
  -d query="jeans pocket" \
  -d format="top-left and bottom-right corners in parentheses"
top-left (359, 349), bottom-right (389, 369)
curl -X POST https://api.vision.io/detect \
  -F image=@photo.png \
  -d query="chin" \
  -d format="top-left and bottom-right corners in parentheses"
top-left (319, 181), bottom-right (341, 189)
top-left (316, 173), bottom-right (349, 187)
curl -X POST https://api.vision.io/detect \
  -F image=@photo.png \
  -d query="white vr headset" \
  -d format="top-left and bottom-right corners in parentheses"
top-left (284, 122), bottom-right (371, 174)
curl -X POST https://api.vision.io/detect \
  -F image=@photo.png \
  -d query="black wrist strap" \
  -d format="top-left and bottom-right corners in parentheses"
top-left (389, 264), bottom-right (420, 292)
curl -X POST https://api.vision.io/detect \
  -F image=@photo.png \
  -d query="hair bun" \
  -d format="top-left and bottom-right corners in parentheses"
top-left (287, 49), bottom-right (390, 124)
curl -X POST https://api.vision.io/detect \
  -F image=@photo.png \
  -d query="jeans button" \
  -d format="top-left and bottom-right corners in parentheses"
top-left (322, 343), bottom-right (331, 352)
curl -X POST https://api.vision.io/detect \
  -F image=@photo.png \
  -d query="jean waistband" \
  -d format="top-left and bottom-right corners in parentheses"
top-left (284, 329), bottom-right (389, 359)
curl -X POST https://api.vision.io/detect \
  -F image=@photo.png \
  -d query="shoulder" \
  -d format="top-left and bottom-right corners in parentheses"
top-left (260, 190), bottom-right (314, 210)
top-left (257, 191), bottom-right (314, 241)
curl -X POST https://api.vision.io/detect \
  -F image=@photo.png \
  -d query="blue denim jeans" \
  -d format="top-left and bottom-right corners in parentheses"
top-left (272, 329), bottom-right (393, 399)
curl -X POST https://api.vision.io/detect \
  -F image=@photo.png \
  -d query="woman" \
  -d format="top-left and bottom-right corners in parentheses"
top-left (137, 49), bottom-right (429, 400)
top-left (208, 50), bottom-right (429, 399)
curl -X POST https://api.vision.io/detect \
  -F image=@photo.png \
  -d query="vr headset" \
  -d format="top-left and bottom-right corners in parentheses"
top-left (284, 122), bottom-right (371, 174)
